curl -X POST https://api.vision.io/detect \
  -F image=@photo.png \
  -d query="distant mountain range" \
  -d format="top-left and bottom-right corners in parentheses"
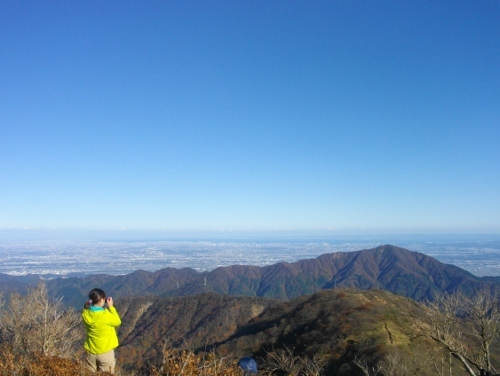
top-left (1, 244), bottom-right (498, 308)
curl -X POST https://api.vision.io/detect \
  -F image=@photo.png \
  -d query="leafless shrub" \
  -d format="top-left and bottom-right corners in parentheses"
top-left (0, 282), bottom-right (83, 358)
top-left (262, 345), bottom-right (327, 376)
top-left (353, 355), bottom-right (382, 376)
top-left (353, 346), bottom-right (434, 376)
top-left (150, 340), bottom-right (241, 376)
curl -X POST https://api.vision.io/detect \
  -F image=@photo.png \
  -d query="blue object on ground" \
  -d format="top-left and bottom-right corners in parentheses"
top-left (238, 357), bottom-right (258, 373)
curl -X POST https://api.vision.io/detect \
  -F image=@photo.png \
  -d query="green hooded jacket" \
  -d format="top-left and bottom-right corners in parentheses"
top-left (82, 306), bottom-right (121, 354)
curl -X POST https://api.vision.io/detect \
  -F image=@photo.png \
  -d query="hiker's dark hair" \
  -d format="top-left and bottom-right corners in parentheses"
top-left (84, 288), bottom-right (106, 309)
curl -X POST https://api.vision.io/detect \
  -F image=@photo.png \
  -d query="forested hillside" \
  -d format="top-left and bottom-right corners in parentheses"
top-left (117, 288), bottom-right (440, 374)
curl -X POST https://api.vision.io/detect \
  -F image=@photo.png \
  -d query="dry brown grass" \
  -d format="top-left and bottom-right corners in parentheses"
top-left (149, 348), bottom-right (242, 376)
top-left (0, 346), bottom-right (92, 376)
top-left (0, 345), bottom-right (246, 376)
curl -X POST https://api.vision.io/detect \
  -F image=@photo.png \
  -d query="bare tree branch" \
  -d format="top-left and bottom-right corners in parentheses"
top-left (409, 291), bottom-right (500, 376)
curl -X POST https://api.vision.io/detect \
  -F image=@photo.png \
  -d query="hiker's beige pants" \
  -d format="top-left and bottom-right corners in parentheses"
top-left (86, 349), bottom-right (116, 374)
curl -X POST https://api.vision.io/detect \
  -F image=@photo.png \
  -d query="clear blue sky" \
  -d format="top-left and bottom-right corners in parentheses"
top-left (1, 1), bottom-right (499, 238)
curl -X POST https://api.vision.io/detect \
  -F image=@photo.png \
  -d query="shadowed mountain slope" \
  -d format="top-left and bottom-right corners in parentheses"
top-left (44, 267), bottom-right (204, 308)
top-left (116, 293), bottom-right (274, 371)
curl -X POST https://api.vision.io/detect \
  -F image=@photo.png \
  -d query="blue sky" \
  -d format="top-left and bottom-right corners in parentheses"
top-left (1, 1), bottom-right (499, 238)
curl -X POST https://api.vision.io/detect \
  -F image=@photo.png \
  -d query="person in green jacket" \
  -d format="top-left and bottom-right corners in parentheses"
top-left (82, 288), bottom-right (121, 374)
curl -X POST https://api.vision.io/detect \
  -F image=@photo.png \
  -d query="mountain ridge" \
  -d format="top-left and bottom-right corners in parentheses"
top-left (1, 244), bottom-right (498, 308)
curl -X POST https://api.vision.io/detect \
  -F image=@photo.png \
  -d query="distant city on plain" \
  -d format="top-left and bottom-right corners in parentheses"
top-left (1, 235), bottom-right (500, 277)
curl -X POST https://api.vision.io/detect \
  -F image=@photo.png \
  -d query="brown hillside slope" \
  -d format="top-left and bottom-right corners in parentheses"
top-left (117, 293), bottom-right (274, 372)
top-left (116, 288), bottom-right (471, 375)
top-left (213, 288), bottom-right (442, 375)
